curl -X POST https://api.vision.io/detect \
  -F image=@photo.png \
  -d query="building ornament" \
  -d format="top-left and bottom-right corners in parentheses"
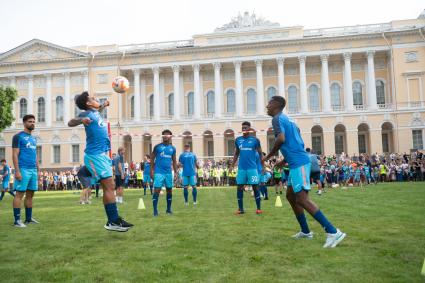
top-left (215, 12), bottom-right (279, 32)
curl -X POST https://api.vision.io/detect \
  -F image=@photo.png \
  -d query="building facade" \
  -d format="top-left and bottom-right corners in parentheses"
top-left (1, 11), bottom-right (425, 168)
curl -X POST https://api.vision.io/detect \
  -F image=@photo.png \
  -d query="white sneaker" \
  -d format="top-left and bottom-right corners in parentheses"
top-left (14, 220), bottom-right (27, 228)
top-left (323, 229), bottom-right (346, 248)
top-left (193, 202), bottom-right (197, 205)
top-left (184, 202), bottom-right (189, 206)
top-left (292, 231), bottom-right (314, 239)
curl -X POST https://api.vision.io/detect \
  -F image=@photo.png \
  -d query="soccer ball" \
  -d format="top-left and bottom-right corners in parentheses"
top-left (112, 76), bottom-right (129, 93)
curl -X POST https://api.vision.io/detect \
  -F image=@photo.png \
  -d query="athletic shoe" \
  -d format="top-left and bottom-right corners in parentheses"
top-left (323, 229), bottom-right (346, 248)
top-left (104, 217), bottom-right (132, 232)
top-left (255, 209), bottom-right (263, 215)
top-left (14, 220), bottom-right (27, 228)
top-left (193, 202), bottom-right (197, 205)
top-left (166, 210), bottom-right (173, 215)
top-left (234, 210), bottom-right (245, 215)
top-left (153, 212), bottom-right (159, 217)
top-left (119, 217), bottom-right (134, 228)
top-left (292, 231), bottom-right (314, 239)
top-left (184, 202), bottom-right (189, 206)
top-left (24, 218), bottom-right (40, 224)
top-left (264, 197), bottom-right (269, 200)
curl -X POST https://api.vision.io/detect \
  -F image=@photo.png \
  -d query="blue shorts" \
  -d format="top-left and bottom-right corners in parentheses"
top-left (143, 175), bottom-right (152, 183)
top-left (182, 175), bottom-right (196, 186)
top-left (288, 163), bottom-right (311, 193)
top-left (14, 169), bottom-right (38, 192)
top-left (236, 169), bottom-right (259, 185)
top-left (153, 173), bottom-right (173, 189)
top-left (2, 179), bottom-right (10, 190)
top-left (84, 153), bottom-right (113, 182)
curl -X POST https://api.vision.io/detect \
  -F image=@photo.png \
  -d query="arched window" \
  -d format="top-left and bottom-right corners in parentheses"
top-left (288, 86), bottom-right (298, 113)
top-left (267, 86), bottom-right (277, 102)
top-left (37, 97), bottom-right (45, 122)
top-left (226, 89), bottom-right (235, 113)
top-left (331, 83), bottom-right (341, 110)
top-left (56, 96), bottom-right (64, 121)
top-left (246, 88), bottom-right (256, 113)
top-left (187, 92), bottom-right (194, 115)
top-left (308, 84), bottom-right (320, 112)
top-left (168, 93), bottom-right (174, 116)
top-left (206, 91), bottom-right (215, 114)
top-left (19, 98), bottom-right (27, 118)
top-left (353, 82), bottom-right (363, 106)
top-left (149, 94), bottom-right (154, 118)
top-left (130, 96), bottom-right (134, 118)
top-left (376, 80), bottom-right (385, 105)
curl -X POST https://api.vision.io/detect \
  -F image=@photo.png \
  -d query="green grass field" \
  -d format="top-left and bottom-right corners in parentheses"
top-left (0, 183), bottom-right (424, 283)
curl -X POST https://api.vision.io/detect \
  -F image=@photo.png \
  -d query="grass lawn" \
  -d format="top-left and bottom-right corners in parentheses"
top-left (0, 182), bottom-right (424, 283)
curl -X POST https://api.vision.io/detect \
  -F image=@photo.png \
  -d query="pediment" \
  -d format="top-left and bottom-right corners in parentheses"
top-left (0, 39), bottom-right (88, 63)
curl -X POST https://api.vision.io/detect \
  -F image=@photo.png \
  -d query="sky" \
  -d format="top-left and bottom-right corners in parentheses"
top-left (0, 0), bottom-right (423, 53)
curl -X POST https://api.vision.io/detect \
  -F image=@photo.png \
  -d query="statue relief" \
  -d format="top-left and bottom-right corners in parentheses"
top-left (20, 46), bottom-right (57, 61)
top-left (215, 11), bottom-right (279, 32)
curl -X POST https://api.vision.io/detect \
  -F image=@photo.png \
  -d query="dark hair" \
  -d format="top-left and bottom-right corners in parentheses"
top-left (306, 148), bottom-right (311, 153)
top-left (75, 91), bottom-right (90, 110)
top-left (162, 129), bottom-right (172, 136)
top-left (184, 144), bottom-right (190, 147)
top-left (145, 154), bottom-right (150, 158)
top-left (242, 121), bottom-right (251, 127)
top-left (0, 159), bottom-right (5, 163)
top-left (271, 96), bottom-right (286, 110)
top-left (23, 114), bottom-right (35, 122)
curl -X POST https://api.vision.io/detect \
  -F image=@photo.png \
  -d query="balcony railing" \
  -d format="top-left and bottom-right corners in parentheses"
top-left (355, 105), bottom-right (365, 111)
top-left (331, 105), bottom-right (344, 112)
top-left (378, 103), bottom-right (392, 110)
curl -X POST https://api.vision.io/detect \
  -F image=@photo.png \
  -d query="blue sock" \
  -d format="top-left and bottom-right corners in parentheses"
top-left (253, 188), bottom-right (261, 210)
top-left (150, 185), bottom-right (153, 195)
top-left (9, 191), bottom-right (15, 197)
top-left (152, 192), bottom-right (159, 215)
top-left (25, 207), bottom-right (32, 221)
top-left (192, 187), bottom-right (197, 203)
top-left (166, 191), bottom-right (172, 212)
top-left (13, 207), bottom-right (20, 223)
top-left (264, 186), bottom-right (268, 198)
top-left (143, 186), bottom-right (147, 195)
top-left (104, 203), bottom-right (119, 223)
top-left (296, 213), bottom-right (310, 234)
top-left (183, 187), bottom-right (189, 203)
top-left (0, 191), bottom-right (4, 200)
top-left (237, 189), bottom-right (244, 212)
top-left (313, 210), bottom-right (337, 234)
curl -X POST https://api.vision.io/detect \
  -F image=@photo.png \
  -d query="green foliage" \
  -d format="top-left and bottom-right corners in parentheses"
top-left (0, 86), bottom-right (18, 132)
top-left (0, 183), bottom-right (424, 282)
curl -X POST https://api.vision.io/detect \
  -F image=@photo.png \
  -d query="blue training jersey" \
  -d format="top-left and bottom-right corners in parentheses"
top-left (79, 110), bottom-right (110, 155)
top-left (153, 143), bottom-right (176, 174)
top-left (309, 153), bottom-right (320, 172)
top-left (12, 131), bottom-right (37, 169)
top-left (179, 152), bottom-right (197, 176)
top-left (271, 112), bottom-right (310, 169)
top-left (114, 154), bottom-right (124, 176)
top-left (235, 136), bottom-right (261, 170)
top-left (143, 161), bottom-right (151, 175)
top-left (2, 165), bottom-right (10, 182)
top-left (256, 152), bottom-right (262, 173)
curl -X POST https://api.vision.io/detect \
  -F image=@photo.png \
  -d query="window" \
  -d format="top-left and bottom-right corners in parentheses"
top-left (288, 86), bottom-right (298, 113)
top-left (207, 140), bottom-right (214, 156)
top-left (358, 134), bottom-right (367, 154)
top-left (308, 85), bottom-right (320, 112)
top-left (187, 92), bottom-right (194, 115)
top-left (246, 88), bottom-right (256, 113)
top-left (37, 97), bottom-right (45, 122)
top-left (99, 98), bottom-right (107, 119)
top-left (382, 133), bottom-right (389, 153)
top-left (207, 91), bottom-right (215, 114)
top-left (376, 80), bottom-right (385, 105)
top-left (36, 146), bottom-right (42, 164)
top-left (53, 145), bottom-right (60, 164)
top-left (353, 82), bottom-right (363, 106)
top-left (335, 135), bottom-right (344, 154)
top-left (0, 148), bottom-right (5, 160)
top-left (331, 83), bottom-right (341, 110)
top-left (72, 144), bottom-right (80, 163)
top-left (267, 86), bottom-right (277, 102)
top-left (226, 89), bottom-right (235, 113)
top-left (227, 139), bottom-right (235, 156)
top-left (96, 74), bottom-right (108, 84)
top-left (149, 95), bottom-right (154, 118)
top-left (312, 136), bottom-right (322, 155)
top-left (56, 96), bottom-right (64, 121)
top-left (412, 130), bottom-right (423, 150)
top-left (130, 96), bottom-right (134, 118)
top-left (20, 98), bottom-right (27, 118)
top-left (168, 93), bottom-right (174, 116)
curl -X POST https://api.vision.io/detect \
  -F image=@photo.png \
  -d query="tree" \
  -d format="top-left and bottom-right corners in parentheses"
top-left (0, 86), bottom-right (18, 132)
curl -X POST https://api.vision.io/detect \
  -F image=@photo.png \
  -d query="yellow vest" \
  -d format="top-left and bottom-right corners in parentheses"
top-left (136, 171), bottom-right (143, 180)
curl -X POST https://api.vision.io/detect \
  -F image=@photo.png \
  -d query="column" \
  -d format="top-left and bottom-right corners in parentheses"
top-left (369, 129), bottom-right (382, 153)
top-left (234, 60), bottom-right (243, 117)
top-left (299, 56), bottom-right (308, 114)
top-left (140, 76), bottom-right (146, 118)
top-left (133, 69), bottom-right (141, 122)
top-left (343, 53), bottom-right (354, 111)
top-left (9, 77), bottom-right (16, 127)
top-left (213, 62), bottom-right (222, 118)
top-left (255, 59), bottom-right (265, 115)
top-left (193, 64), bottom-right (201, 119)
top-left (323, 130), bottom-right (336, 155)
top-left (152, 66), bottom-right (161, 121)
top-left (27, 75), bottom-right (34, 114)
top-left (346, 130), bottom-right (359, 155)
top-left (213, 134), bottom-right (225, 157)
top-left (277, 57), bottom-right (285, 97)
top-left (367, 51), bottom-right (378, 110)
top-left (45, 74), bottom-right (52, 127)
top-left (64, 72), bottom-right (71, 125)
top-left (320, 54), bottom-right (332, 112)
top-left (82, 71), bottom-right (89, 91)
top-left (172, 65), bottom-right (181, 120)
